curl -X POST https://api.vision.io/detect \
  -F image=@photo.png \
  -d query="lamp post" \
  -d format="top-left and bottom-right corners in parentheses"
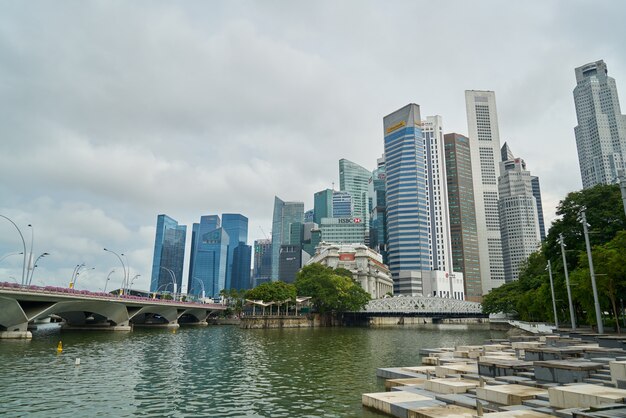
top-left (0, 215), bottom-right (28, 286)
top-left (580, 208), bottom-right (603, 334)
top-left (28, 252), bottom-right (49, 286)
top-left (129, 274), bottom-right (141, 292)
top-left (558, 233), bottom-right (576, 329)
top-left (26, 224), bottom-right (34, 285)
top-left (546, 260), bottom-right (559, 329)
top-left (192, 276), bottom-right (206, 300)
top-left (104, 269), bottom-right (115, 293)
top-left (70, 263), bottom-right (85, 288)
top-left (104, 248), bottom-right (127, 295)
top-left (160, 266), bottom-right (177, 300)
top-left (74, 266), bottom-right (95, 289)
top-left (0, 251), bottom-right (23, 263)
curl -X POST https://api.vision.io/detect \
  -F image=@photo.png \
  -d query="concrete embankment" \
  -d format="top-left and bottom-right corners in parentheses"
top-left (367, 316), bottom-right (489, 326)
top-left (240, 315), bottom-right (341, 329)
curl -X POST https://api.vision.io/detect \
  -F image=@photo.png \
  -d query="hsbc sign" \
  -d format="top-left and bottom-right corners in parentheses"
top-left (337, 218), bottom-right (362, 224)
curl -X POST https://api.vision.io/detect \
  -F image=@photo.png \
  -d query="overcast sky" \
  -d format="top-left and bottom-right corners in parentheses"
top-left (1, 1), bottom-right (625, 292)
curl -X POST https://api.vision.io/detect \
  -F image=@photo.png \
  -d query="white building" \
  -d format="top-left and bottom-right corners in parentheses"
top-left (465, 90), bottom-right (505, 294)
top-left (498, 144), bottom-right (541, 282)
top-left (319, 217), bottom-right (366, 245)
top-left (573, 60), bottom-right (626, 189)
top-left (307, 243), bottom-right (393, 299)
top-left (422, 115), bottom-right (454, 272)
top-left (396, 270), bottom-right (465, 300)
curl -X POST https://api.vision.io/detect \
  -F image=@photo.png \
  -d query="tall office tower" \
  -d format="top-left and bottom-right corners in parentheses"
top-left (444, 133), bottom-right (482, 302)
top-left (339, 158), bottom-right (370, 240)
top-left (231, 244), bottom-right (252, 290)
top-left (319, 217), bottom-right (367, 244)
top-left (304, 209), bottom-right (314, 223)
top-left (332, 190), bottom-right (353, 218)
top-left (531, 177), bottom-right (546, 240)
top-left (222, 214), bottom-right (250, 290)
top-left (253, 238), bottom-right (272, 287)
top-left (369, 156), bottom-right (388, 265)
top-left (188, 215), bottom-right (229, 297)
top-left (465, 90), bottom-right (505, 294)
top-left (313, 189), bottom-right (333, 224)
top-left (422, 116), bottom-right (454, 272)
top-left (271, 196), bottom-right (304, 280)
top-left (498, 144), bottom-right (541, 282)
top-left (383, 104), bottom-right (430, 281)
top-left (574, 60), bottom-right (626, 188)
top-left (301, 221), bottom-right (319, 256)
top-left (150, 214), bottom-right (186, 293)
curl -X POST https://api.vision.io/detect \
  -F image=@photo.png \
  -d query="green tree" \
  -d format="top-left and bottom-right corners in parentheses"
top-left (244, 281), bottom-right (297, 315)
top-left (294, 264), bottom-right (370, 313)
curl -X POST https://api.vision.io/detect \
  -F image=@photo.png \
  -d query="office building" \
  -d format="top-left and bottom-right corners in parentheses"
top-left (573, 60), bottom-right (626, 188)
top-left (531, 177), bottom-right (546, 241)
top-left (188, 215), bottom-right (229, 297)
top-left (332, 190), bottom-right (353, 218)
top-left (308, 243), bottom-right (393, 299)
top-left (422, 116), bottom-right (454, 272)
top-left (368, 156), bottom-right (388, 265)
top-left (271, 197), bottom-right (304, 280)
top-left (278, 245), bottom-right (310, 283)
top-left (222, 214), bottom-right (250, 291)
top-left (150, 214), bottom-right (186, 293)
top-left (498, 144), bottom-right (542, 282)
top-left (319, 217), bottom-right (367, 245)
top-left (465, 90), bottom-right (505, 293)
top-left (383, 104), bottom-right (431, 281)
top-left (444, 133), bottom-right (482, 302)
top-left (313, 189), bottom-right (333, 224)
top-left (304, 209), bottom-right (314, 223)
top-left (339, 159), bottom-right (370, 242)
top-left (253, 238), bottom-right (272, 287)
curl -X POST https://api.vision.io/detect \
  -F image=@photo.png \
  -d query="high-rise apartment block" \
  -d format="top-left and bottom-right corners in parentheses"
top-left (271, 197), bottom-right (304, 280)
top-left (465, 90), bottom-right (505, 293)
top-left (498, 144), bottom-right (542, 282)
top-left (573, 60), bottom-right (626, 188)
top-left (150, 214), bottom-right (186, 293)
top-left (444, 133), bottom-right (482, 302)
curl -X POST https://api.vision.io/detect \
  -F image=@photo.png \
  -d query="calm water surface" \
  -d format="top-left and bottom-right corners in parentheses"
top-left (0, 324), bottom-right (505, 417)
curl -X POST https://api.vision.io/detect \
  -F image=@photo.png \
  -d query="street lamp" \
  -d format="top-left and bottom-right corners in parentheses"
top-left (0, 214), bottom-right (28, 286)
top-left (192, 276), bottom-right (206, 300)
top-left (104, 248), bottom-right (127, 295)
top-left (129, 274), bottom-right (141, 292)
top-left (160, 266), bottom-right (177, 299)
top-left (28, 252), bottom-right (49, 286)
top-left (558, 233), bottom-right (576, 329)
top-left (104, 269), bottom-right (116, 293)
top-left (26, 224), bottom-right (34, 285)
top-left (69, 263), bottom-right (85, 288)
top-left (74, 267), bottom-right (95, 288)
top-left (579, 208), bottom-right (603, 334)
top-left (546, 261), bottom-right (559, 329)
top-left (0, 252), bottom-right (23, 263)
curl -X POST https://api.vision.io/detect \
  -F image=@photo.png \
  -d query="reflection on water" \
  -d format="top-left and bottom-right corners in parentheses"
top-left (0, 324), bottom-right (504, 417)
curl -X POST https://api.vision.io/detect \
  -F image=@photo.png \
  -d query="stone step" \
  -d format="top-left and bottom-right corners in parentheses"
top-left (583, 377), bottom-right (616, 387)
top-left (589, 372), bottom-right (612, 381)
top-left (517, 371), bottom-right (535, 378)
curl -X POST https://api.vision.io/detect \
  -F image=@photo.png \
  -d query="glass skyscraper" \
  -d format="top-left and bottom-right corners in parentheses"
top-left (383, 104), bottom-right (431, 280)
top-left (368, 157), bottom-right (387, 265)
top-left (253, 238), bottom-right (272, 286)
top-left (150, 214), bottom-right (186, 293)
top-left (222, 213), bottom-right (251, 291)
top-left (339, 158), bottom-right (370, 238)
top-left (188, 215), bottom-right (229, 297)
top-left (313, 189), bottom-right (333, 224)
top-left (332, 190), bottom-right (353, 218)
top-left (271, 197), bottom-right (304, 280)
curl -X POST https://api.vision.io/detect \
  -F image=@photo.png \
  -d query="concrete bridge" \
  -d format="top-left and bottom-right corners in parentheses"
top-left (0, 282), bottom-right (226, 339)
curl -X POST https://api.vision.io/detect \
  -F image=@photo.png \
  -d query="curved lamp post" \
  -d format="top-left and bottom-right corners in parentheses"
top-left (104, 248), bottom-right (127, 295)
top-left (160, 266), bottom-right (177, 299)
top-left (74, 266), bottom-right (95, 289)
top-left (129, 274), bottom-right (141, 292)
top-left (28, 252), bottom-right (50, 286)
top-left (104, 269), bottom-right (115, 293)
top-left (0, 215), bottom-right (28, 286)
top-left (192, 276), bottom-right (206, 300)
top-left (0, 251), bottom-right (23, 263)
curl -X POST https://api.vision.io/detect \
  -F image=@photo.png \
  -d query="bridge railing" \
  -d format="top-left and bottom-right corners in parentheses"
top-left (0, 282), bottom-right (224, 309)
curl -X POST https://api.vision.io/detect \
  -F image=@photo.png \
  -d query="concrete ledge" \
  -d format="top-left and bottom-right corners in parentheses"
top-left (0, 330), bottom-right (32, 339)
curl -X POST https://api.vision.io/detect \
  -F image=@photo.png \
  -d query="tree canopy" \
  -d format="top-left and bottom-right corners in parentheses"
top-left (482, 184), bottom-right (626, 330)
top-left (245, 280), bottom-right (296, 303)
top-left (294, 264), bottom-right (371, 313)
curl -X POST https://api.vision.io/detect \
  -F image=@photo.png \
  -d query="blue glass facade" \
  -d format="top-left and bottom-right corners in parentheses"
top-left (231, 243), bottom-right (252, 290)
top-left (313, 189), bottom-right (333, 224)
top-left (222, 213), bottom-right (249, 290)
top-left (150, 214), bottom-right (186, 293)
top-left (332, 191), bottom-right (353, 217)
top-left (368, 165), bottom-right (388, 265)
top-left (383, 104), bottom-right (431, 279)
top-left (188, 215), bottom-right (229, 297)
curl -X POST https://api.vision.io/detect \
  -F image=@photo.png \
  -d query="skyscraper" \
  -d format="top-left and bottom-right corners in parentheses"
top-left (150, 214), bottom-right (186, 293)
top-left (498, 144), bottom-right (541, 282)
top-left (332, 190), bottom-right (353, 218)
top-left (531, 177), bottom-right (546, 241)
top-left (339, 158), bottom-right (370, 241)
top-left (253, 238), bottom-right (272, 286)
top-left (369, 156), bottom-right (387, 265)
top-left (573, 60), bottom-right (626, 189)
top-left (422, 116), bottom-right (453, 272)
top-left (271, 197), bottom-right (304, 280)
top-left (222, 213), bottom-right (251, 291)
top-left (465, 90), bottom-right (505, 294)
top-left (444, 133), bottom-right (482, 302)
top-left (313, 189), bottom-right (333, 224)
top-left (188, 215), bottom-right (229, 297)
top-left (383, 104), bottom-right (431, 280)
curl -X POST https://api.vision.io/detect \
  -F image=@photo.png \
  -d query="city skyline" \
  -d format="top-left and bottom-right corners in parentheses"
top-left (2, 2), bottom-right (626, 292)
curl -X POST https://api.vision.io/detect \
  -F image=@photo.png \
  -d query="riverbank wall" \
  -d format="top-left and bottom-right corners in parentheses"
top-left (240, 315), bottom-right (488, 329)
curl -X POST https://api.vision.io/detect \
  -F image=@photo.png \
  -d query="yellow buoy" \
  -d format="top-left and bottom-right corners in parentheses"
top-left (57, 341), bottom-right (63, 353)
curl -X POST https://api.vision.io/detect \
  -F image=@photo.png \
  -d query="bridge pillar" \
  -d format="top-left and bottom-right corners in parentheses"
top-left (0, 322), bottom-right (32, 339)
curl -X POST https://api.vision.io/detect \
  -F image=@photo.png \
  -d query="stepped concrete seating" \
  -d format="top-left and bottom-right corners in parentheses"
top-left (475, 384), bottom-right (547, 406)
top-left (548, 383), bottom-right (626, 408)
top-left (534, 360), bottom-right (604, 383)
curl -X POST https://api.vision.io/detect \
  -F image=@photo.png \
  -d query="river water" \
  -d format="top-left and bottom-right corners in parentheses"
top-left (0, 324), bottom-right (505, 417)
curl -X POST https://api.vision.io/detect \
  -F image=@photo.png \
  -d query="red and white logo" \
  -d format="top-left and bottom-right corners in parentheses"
top-left (353, 218), bottom-right (362, 223)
